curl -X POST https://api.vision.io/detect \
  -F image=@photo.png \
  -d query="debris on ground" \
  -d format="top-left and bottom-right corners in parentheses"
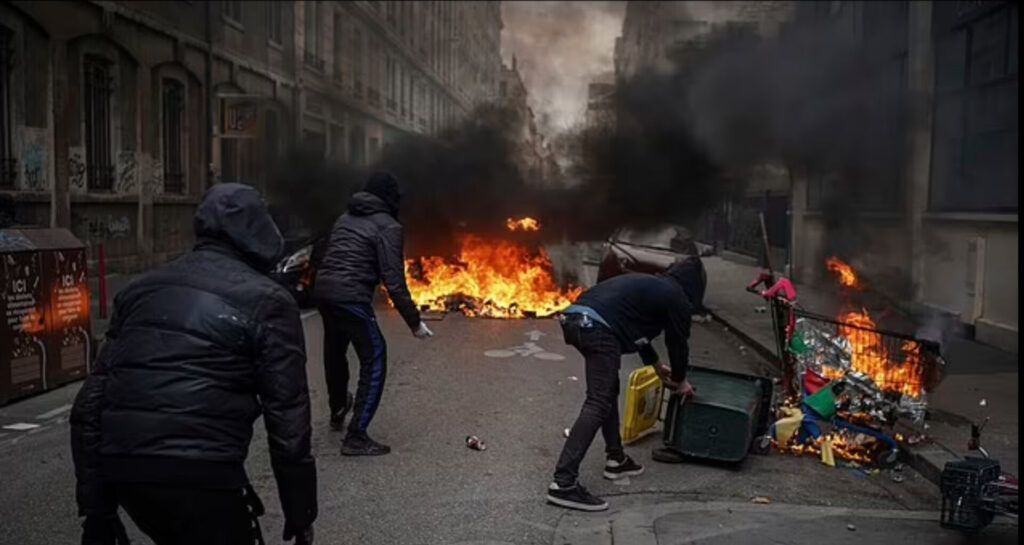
top-left (563, 428), bottom-right (571, 438)
top-left (751, 496), bottom-right (771, 504)
top-left (979, 398), bottom-right (988, 407)
top-left (847, 524), bottom-right (856, 531)
top-left (567, 376), bottom-right (578, 381)
top-left (465, 435), bottom-right (486, 451)
top-left (754, 306), bottom-right (768, 313)
top-left (613, 477), bottom-right (631, 486)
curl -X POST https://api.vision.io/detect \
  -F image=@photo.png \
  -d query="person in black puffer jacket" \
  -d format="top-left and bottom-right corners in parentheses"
top-left (314, 171), bottom-right (434, 457)
top-left (71, 184), bottom-right (316, 545)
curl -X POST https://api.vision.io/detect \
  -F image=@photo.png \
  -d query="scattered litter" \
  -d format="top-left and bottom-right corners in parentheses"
top-left (979, 399), bottom-right (988, 407)
top-left (2, 423), bottom-right (40, 431)
top-left (891, 472), bottom-right (905, 484)
top-left (847, 524), bottom-right (856, 532)
top-left (751, 496), bottom-right (771, 504)
top-left (754, 306), bottom-right (768, 313)
top-left (567, 376), bottom-right (578, 381)
top-left (923, 423), bottom-right (930, 430)
top-left (465, 435), bottom-right (486, 451)
top-left (907, 434), bottom-right (924, 446)
top-left (613, 477), bottom-right (631, 486)
top-left (563, 428), bottom-right (571, 438)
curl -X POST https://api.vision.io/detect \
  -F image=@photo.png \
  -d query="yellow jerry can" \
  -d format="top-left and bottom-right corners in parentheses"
top-left (621, 365), bottom-right (664, 444)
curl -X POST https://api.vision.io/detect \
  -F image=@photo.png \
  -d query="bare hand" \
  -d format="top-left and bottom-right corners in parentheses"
top-left (676, 379), bottom-right (695, 397)
top-left (655, 363), bottom-right (680, 389)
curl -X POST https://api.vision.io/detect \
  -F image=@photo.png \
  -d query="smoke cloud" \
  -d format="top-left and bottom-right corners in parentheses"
top-left (501, 1), bottom-right (626, 133)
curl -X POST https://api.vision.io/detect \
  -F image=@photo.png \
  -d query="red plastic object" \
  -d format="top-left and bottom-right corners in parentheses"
top-left (803, 370), bottom-right (829, 396)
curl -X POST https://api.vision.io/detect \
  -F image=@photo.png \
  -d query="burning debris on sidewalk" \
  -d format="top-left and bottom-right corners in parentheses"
top-left (767, 258), bottom-right (946, 469)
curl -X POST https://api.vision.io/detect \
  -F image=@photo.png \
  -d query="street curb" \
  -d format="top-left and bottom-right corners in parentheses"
top-left (704, 301), bottom-right (948, 487)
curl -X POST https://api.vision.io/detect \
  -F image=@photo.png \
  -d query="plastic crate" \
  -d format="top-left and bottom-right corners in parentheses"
top-left (940, 457), bottom-right (1000, 531)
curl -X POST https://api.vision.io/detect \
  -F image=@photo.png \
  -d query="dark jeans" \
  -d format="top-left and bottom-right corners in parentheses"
top-left (114, 484), bottom-right (263, 545)
top-left (319, 302), bottom-right (388, 435)
top-left (553, 316), bottom-right (624, 487)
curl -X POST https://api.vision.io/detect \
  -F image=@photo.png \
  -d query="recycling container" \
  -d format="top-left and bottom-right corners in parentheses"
top-left (1, 228), bottom-right (91, 405)
top-left (662, 366), bottom-right (773, 462)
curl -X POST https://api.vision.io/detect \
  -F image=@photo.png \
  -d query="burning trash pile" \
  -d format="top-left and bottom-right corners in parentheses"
top-left (766, 258), bottom-right (945, 469)
top-left (404, 217), bottom-right (581, 318)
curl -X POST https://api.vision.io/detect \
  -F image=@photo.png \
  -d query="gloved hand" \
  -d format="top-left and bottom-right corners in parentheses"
top-left (283, 523), bottom-right (314, 545)
top-left (413, 321), bottom-right (434, 339)
top-left (81, 513), bottom-right (130, 545)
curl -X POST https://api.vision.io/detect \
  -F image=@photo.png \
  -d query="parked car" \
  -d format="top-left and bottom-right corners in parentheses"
top-left (597, 225), bottom-right (709, 282)
top-left (596, 225), bottom-right (711, 315)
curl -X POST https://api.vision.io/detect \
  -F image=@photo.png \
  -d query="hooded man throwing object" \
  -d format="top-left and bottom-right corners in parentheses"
top-left (315, 172), bottom-right (433, 456)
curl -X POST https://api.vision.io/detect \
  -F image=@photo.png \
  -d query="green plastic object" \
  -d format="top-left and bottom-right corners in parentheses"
top-left (789, 331), bottom-right (808, 354)
top-left (804, 383), bottom-right (838, 419)
top-left (662, 366), bottom-right (773, 463)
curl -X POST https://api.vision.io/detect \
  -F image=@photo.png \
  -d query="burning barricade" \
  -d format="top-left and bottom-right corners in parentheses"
top-left (755, 258), bottom-right (946, 470)
top-left (403, 217), bottom-right (581, 318)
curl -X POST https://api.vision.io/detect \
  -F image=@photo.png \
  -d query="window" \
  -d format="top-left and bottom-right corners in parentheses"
top-left (352, 28), bottom-right (363, 98)
top-left (267, 2), bottom-right (283, 44)
top-left (386, 56), bottom-right (396, 111)
top-left (0, 26), bottom-right (14, 188)
top-left (387, 2), bottom-right (397, 27)
top-left (223, 1), bottom-right (243, 27)
top-left (304, 1), bottom-right (323, 70)
top-left (83, 55), bottom-right (113, 192)
top-left (333, 14), bottom-right (343, 83)
top-left (161, 78), bottom-right (185, 194)
top-left (930, 2), bottom-right (1018, 212)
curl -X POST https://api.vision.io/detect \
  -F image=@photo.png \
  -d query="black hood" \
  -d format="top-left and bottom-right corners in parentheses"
top-left (663, 256), bottom-right (706, 308)
top-left (347, 191), bottom-right (394, 217)
top-left (194, 183), bottom-right (284, 271)
top-left (363, 171), bottom-right (401, 216)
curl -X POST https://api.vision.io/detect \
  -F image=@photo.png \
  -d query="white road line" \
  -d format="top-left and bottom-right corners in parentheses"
top-left (36, 404), bottom-right (73, 420)
top-left (2, 422), bottom-right (41, 431)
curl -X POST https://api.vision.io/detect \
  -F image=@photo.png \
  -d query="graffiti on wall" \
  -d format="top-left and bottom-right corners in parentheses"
top-left (68, 147), bottom-right (87, 193)
top-left (78, 214), bottom-right (133, 241)
top-left (151, 157), bottom-right (164, 195)
top-left (22, 129), bottom-right (48, 191)
top-left (116, 150), bottom-right (137, 194)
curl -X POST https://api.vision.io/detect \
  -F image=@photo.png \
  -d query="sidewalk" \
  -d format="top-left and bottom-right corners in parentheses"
top-left (701, 255), bottom-right (1019, 480)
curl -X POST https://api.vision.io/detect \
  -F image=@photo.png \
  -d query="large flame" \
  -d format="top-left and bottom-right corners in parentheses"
top-left (824, 259), bottom-right (925, 398)
top-left (405, 225), bottom-right (581, 318)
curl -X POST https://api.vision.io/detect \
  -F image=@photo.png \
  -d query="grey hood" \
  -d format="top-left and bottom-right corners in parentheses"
top-left (193, 183), bottom-right (284, 271)
top-left (347, 191), bottom-right (394, 217)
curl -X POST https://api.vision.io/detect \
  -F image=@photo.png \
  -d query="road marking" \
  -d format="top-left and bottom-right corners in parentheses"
top-left (526, 329), bottom-right (546, 341)
top-left (36, 404), bottom-right (73, 420)
top-left (2, 422), bottom-right (41, 431)
top-left (484, 331), bottom-right (565, 361)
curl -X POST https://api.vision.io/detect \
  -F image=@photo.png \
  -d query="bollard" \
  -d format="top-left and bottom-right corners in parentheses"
top-left (98, 243), bottom-right (107, 319)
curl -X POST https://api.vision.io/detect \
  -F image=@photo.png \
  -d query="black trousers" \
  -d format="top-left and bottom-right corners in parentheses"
top-left (319, 302), bottom-right (388, 435)
top-left (553, 316), bottom-right (624, 487)
top-left (114, 484), bottom-right (263, 545)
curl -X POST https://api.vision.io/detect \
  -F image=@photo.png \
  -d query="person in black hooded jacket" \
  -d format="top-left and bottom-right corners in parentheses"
top-left (545, 258), bottom-right (701, 513)
top-left (70, 183), bottom-right (316, 545)
top-left (314, 171), bottom-right (434, 456)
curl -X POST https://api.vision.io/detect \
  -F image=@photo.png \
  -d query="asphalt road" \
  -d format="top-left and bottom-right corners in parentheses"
top-left (0, 309), bottom-right (991, 545)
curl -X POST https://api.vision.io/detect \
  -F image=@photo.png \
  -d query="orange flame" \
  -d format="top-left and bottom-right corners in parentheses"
top-left (406, 234), bottom-right (581, 318)
top-left (506, 217), bottom-right (540, 232)
top-left (823, 258), bottom-right (926, 398)
top-left (774, 431), bottom-right (876, 466)
top-left (826, 256), bottom-right (858, 288)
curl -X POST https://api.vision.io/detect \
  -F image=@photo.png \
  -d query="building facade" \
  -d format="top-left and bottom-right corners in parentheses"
top-left (0, 1), bottom-right (502, 273)
top-left (498, 57), bottom-right (544, 184)
top-left (612, 0), bottom-right (1018, 353)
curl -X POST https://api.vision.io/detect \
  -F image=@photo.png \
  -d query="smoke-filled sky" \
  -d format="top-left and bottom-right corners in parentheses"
top-left (501, 1), bottom-right (626, 132)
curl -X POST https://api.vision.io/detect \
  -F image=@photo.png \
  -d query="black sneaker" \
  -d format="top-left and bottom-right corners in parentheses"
top-left (545, 482), bottom-right (608, 512)
top-left (329, 392), bottom-right (354, 432)
top-left (341, 433), bottom-right (391, 456)
top-left (603, 455), bottom-right (644, 480)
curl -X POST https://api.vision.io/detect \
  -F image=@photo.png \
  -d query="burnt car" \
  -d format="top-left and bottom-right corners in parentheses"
top-left (597, 226), bottom-right (709, 281)
top-left (597, 225), bottom-right (711, 315)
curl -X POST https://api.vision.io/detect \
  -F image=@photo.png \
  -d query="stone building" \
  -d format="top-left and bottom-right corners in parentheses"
top-left (498, 57), bottom-right (543, 184)
top-left (612, 1), bottom-right (1018, 352)
top-left (0, 1), bottom-right (503, 272)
